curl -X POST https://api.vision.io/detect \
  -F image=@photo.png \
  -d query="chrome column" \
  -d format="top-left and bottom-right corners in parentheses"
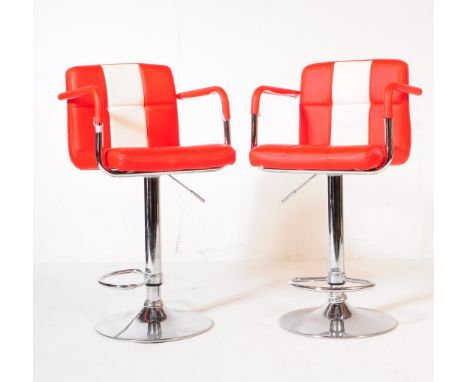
top-left (95, 176), bottom-right (214, 342)
top-left (280, 173), bottom-right (398, 338)
top-left (144, 177), bottom-right (163, 306)
top-left (327, 175), bottom-right (345, 285)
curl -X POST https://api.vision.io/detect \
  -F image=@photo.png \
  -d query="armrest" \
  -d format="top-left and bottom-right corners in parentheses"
top-left (251, 86), bottom-right (300, 115)
top-left (384, 83), bottom-right (422, 118)
top-left (176, 86), bottom-right (230, 121)
top-left (58, 85), bottom-right (104, 125)
top-left (250, 86), bottom-right (300, 148)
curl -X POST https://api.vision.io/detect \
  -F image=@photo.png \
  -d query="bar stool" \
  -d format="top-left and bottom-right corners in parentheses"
top-left (249, 59), bottom-right (421, 338)
top-left (59, 63), bottom-right (235, 342)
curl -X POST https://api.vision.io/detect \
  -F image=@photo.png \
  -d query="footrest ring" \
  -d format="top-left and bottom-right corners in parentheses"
top-left (290, 276), bottom-right (374, 292)
top-left (99, 269), bottom-right (149, 290)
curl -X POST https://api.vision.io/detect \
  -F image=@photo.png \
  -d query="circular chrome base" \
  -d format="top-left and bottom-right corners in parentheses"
top-left (95, 304), bottom-right (213, 343)
top-left (280, 301), bottom-right (397, 338)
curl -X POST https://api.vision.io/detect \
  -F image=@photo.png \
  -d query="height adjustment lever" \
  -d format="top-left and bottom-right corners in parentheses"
top-left (169, 175), bottom-right (206, 203)
top-left (281, 175), bottom-right (317, 203)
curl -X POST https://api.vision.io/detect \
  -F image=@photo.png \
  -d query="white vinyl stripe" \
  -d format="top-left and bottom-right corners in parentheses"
top-left (102, 64), bottom-right (148, 147)
top-left (331, 61), bottom-right (371, 146)
top-left (107, 106), bottom-right (148, 148)
top-left (102, 64), bottom-right (144, 106)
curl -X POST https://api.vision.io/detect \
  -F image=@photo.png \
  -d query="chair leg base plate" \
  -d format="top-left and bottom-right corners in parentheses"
top-left (279, 301), bottom-right (397, 338)
top-left (95, 304), bottom-right (213, 343)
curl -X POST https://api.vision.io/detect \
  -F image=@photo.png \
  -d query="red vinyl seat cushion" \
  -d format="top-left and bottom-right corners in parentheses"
top-left (249, 144), bottom-right (387, 171)
top-left (104, 144), bottom-right (236, 172)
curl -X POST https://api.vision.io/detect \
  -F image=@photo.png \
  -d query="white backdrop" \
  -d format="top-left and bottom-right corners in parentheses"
top-left (34, 0), bottom-right (433, 264)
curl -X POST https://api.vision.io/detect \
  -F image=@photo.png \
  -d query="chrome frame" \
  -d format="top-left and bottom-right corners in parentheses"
top-left (278, 173), bottom-right (398, 338)
top-left (92, 115), bottom-right (231, 342)
top-left (99, 268), bottom-right (149, 290)
top-left (251, 111), bottom-right (398, 337)
top-left (290, 276), bottom-right (374, 292)
top-left (224, 119), bottom-right (231, 145)
top-left (327, 176), bottom-right (345, 284)
top-left (95, 174), bottom-right (215, 342)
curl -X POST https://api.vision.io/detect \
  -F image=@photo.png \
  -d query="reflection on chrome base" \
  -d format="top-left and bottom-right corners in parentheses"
top-left (95, 303), bottom-right (213, 343)
top-left (279, 298), bottom-right (397, 338)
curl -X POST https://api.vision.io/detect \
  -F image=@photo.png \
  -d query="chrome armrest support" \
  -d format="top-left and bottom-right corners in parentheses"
top-left (176, 87), bottom-right (232, 147)
top-left (94, 122), bottom-right (118, 176)
top-left (381, 117), bottom-right (394, 171)
top-left (251, 114), bottom-right (258, 149)
top-left (250, 86), bottom-right (300, 149)
top-left (224, 119), bottom-right (231, 145)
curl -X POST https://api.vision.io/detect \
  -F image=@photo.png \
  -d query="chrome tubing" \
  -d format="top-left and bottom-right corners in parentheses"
top-left (144, 177), bottom-right (163, 306)
top-left (251, 114), bottom-right (258, 149)
top-left (327, 176), bottom-right (345, 285)
top-left (224, 119), bottom-right (231, 145)
top-left (95, 173), bottom-right (214, 342)
top-left (281, 175), bottom-right (317, 203)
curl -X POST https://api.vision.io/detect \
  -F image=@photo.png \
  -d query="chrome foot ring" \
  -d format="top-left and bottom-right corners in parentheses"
top-left (290, 276), bottom-right (374, 292)
top-left (98, 269), bottom-right (149, 290)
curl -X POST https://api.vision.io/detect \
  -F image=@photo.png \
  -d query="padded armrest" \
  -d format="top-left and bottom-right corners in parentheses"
top-left (176, 86), bottom-right (230, 121)
top-left (251, 86), bottom-right (300, 115)
top-left (58, 85), bottom-right (104, 124)
top-left (384, 83), bottom-right (422, 118)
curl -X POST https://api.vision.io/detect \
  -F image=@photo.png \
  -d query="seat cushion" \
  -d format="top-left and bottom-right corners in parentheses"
top-left (249, 144), bottom-right (387, 171)
top-left (104, 144), bottom-right (236, 172)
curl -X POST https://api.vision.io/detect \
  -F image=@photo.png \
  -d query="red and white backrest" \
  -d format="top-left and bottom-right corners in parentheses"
top-left (65, 63), bottom-right (179, 170)
top-left (299, 59), bottom-right (411, 165)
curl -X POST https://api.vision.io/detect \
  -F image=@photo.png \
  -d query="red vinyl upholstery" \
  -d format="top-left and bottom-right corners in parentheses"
top-left (250, 144), bottom-right (386, 171)
top-left (250, 59), bottom-right (421, 171)
top-left (60, 63), bottom-right (235, 171)
top-left (104, 145), bottom-right (235, 172)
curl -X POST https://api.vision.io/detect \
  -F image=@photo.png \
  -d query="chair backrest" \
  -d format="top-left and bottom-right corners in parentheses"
top-left (299, 59), bottom-right (411, 165)
top-left (65, 63), bottom-right (179, 169)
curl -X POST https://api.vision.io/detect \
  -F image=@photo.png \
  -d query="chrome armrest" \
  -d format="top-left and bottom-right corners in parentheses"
top-left (250, 86), bottom-right (300, 149)
top-left (176, 87), bottom-right (231, 146)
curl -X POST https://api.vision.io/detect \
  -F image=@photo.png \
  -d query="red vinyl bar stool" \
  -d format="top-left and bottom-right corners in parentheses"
top-left (59, 63), bottom-right (235, 342)
top-left (249, 59), bottom-right (422, 338)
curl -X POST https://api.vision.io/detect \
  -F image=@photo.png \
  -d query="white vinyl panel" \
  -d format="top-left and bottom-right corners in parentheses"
top-left (101, 64), bottom-right (144, 106)
top-left (107, 106), bottom-right (148, 147)
top-left (331, 60), bottom-right (371, 145)
top-left (101, 64), bottom-right (148, 147)
top-left (330, 104), bottom-right (370, 146)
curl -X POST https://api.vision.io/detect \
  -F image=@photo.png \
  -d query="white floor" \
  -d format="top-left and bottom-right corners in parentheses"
top-left (34, 258), bottom-right (433, 382)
